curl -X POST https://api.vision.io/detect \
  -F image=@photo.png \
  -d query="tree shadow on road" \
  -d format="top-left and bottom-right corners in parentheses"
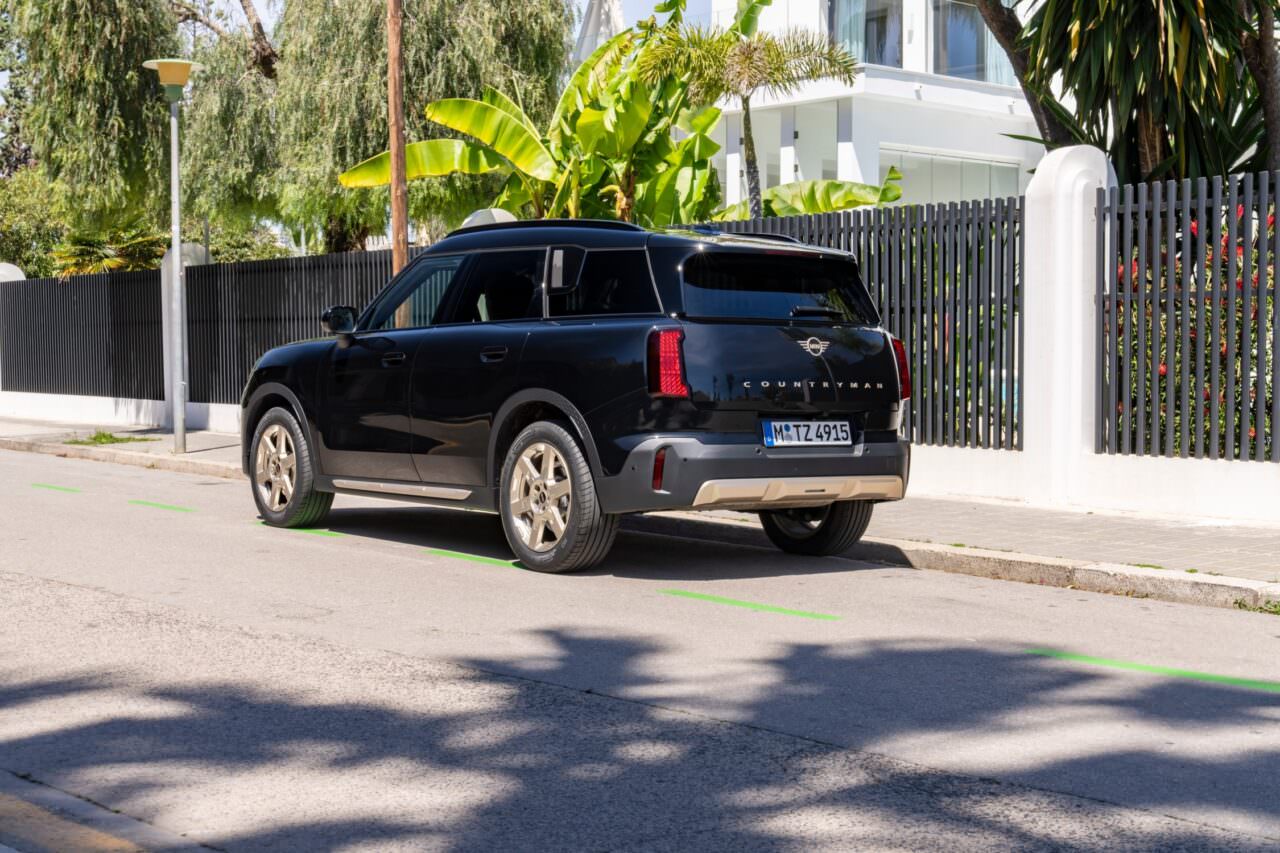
top-left (2, 621), bottom-right (1278, 851)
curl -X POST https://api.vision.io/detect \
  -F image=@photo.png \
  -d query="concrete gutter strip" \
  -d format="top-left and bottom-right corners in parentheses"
top-left (4, 435), bottom-right (1278, 614)
top-left (0, 436), bottom-right (243, 481)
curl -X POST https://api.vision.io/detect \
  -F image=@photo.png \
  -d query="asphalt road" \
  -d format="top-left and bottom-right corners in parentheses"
top-left (2, 447), bottom-right (1278, 851)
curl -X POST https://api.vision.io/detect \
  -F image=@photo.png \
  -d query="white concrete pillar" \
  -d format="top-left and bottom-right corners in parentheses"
top-left (779, 106), bottom-right (797, 183)
top-left (902, 0), bottom-right (930, 73)
top-left (724, 113), bottom-right (742, 206)
top-left (1021, 145), bottom-right (1115, 505)
top-left (836, 98), bottom-right (856, 182)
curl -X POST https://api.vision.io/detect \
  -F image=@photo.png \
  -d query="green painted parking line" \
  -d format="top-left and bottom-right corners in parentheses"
top-left (31, 483), bottom-right (80, 493)
top-left (256, 521), bottom-right (345, 537)
top-left (424, 547), bottom-right (519, 568)
top-left (128, 499), bottom-right (195, 513)
top-left (1026, 648), bottom-right (1280, 694)
top-left (660, 589), bottom-right (840, 621)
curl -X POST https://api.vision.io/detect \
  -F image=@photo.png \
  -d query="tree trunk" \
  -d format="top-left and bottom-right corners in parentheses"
top-left (973, 0), bottom-right (1072, 147)
top-left (1135, 105), bottom-right (1166, 180)
top-left (324, 218), bottom-right (368, 254)
top-left (741, 96), bottom-right (763, 220)
top-left (238, 0), bottom-right (279, 79)
top-left (1241, 0), bottom-right (1280, 172)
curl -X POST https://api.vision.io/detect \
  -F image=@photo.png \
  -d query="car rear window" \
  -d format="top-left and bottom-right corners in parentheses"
top-left (680, 250), bottom-right (878, 324)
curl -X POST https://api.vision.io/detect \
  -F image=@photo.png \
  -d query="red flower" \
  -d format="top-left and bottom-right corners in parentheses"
top-left (1238, 203), bottom-right (1246, 219)
top-left (1269, 212), bottom-right (1275, 230)
top-left (1190, 219), bottom-right (1199, 237)
top-left (1203, 388), bottom-right (1211, 400)
top-left (1117, 402), bottom-right (1125, 413)
top-left (1159, 363), bottom-right (1168, 377)
top-left (1253, 272), bottom-right (1260, 287)
top-left (1249, 427), bottom-right (1257, 440)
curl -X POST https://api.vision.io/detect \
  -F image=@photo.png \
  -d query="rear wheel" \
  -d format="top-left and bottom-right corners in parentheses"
top-left (499, 421), bottom-right (618, 573)
top-left (759, 501), bottom-right (873, 556)
top-left (251, 406), bottom-right (333, 528)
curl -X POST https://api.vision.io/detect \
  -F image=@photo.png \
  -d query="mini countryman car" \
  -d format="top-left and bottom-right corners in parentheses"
top-left (241, 219), bottom-right (911, 573)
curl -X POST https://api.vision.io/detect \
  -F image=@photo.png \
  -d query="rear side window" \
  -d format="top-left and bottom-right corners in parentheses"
top-left (681, 251), bottom-right (878, 325)
top-left (549, 250), bottom-right (660, 317)
top-left (447, 249), bottom-right (546, 323)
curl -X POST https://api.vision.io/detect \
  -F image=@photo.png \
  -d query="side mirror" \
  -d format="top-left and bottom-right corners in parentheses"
top-left (321, 305), bottom-right (357, 335)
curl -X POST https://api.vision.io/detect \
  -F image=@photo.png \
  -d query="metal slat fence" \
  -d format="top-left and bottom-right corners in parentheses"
top-left (1098, 173), bottom-right (1278, 461)
top-left (186, 248), bottom-right (426, 404)
top-left (714, 199), bottom-right (1024, 449)
top-left (0, 270), bottom-right (165, 399)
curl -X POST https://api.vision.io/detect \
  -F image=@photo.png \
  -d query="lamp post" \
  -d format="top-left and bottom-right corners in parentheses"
top-left (143, 58), bottom-right (200, 454)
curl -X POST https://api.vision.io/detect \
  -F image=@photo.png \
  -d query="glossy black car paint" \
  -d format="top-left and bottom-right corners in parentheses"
top-left (241, 220), bottom-right (910, 515)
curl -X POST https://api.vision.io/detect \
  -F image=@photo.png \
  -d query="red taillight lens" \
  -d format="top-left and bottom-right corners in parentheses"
top-left (890, 335), bottom-right (911, 400)
top-left (652, 447), bottom-right (667, 491)
top-left (648, 329), bottom-right (690, 398)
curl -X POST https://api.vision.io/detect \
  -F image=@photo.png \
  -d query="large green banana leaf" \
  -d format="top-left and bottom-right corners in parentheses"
top-left (711, 171), bottom-right (902, 220)
top-left (338, 139), bottom-right (509, 188)
top-left (732, 0), bottom-right (774, 36)
top-left (480, 87), bottom-right (538, 134)
top-left (549, 30), bottom-right (635, 154)
top-left (425, 98), bottom-right (559, 182)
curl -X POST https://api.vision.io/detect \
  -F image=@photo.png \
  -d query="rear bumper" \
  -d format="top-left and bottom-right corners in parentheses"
top-left (595, 434), bottom-right (910, 514)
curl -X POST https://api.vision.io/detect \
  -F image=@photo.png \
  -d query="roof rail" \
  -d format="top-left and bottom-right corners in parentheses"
top-left (446, 218), bottom-right (647, 237)
top-left (731, 231), bottom-right (803, 245)
top-left (679, 225), bottom-right (805, 245)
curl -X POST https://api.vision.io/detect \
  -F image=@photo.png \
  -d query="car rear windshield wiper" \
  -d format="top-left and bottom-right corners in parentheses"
top-left (789, 306), bottom-right (844, 319)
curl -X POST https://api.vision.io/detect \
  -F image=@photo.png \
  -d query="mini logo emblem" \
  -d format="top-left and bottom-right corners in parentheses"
top-left (798, 336), bottom-right (830, 357)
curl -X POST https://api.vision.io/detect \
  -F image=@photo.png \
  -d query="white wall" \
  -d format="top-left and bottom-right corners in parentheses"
top-left (0, 392), bottom-right (240, 433)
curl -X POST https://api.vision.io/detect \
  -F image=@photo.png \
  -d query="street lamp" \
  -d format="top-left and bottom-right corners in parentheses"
top-left (144, 58), bottom-right (201, 454)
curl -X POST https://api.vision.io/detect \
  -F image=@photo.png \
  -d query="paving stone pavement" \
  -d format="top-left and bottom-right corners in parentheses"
top-left (3, 416), bottom-right (1278, 584)
top-left (867, 496), bottom-right (1280, 583)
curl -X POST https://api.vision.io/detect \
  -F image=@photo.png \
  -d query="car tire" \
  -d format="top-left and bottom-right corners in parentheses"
top-left (759, 501), bottom-right (873, 557)
top-left (250, 406), bottom-right (333, 529)
top-left (499, 420), bottom-right (619, 573)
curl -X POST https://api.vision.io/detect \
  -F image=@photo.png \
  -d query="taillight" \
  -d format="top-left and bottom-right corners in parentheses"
top-left (890, 335), bottom-right (911, 400)
top-left (647, 329), bottom-right (690, 398)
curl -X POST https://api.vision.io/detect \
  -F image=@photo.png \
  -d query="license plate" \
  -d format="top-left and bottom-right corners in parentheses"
top-left (762, 420), bottom-right (852, 447)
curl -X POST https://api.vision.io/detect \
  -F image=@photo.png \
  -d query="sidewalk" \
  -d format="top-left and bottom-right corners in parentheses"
top-left (2, 416), bottom-right (1277, 608)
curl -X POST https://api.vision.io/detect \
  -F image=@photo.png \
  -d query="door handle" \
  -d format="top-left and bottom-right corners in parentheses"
top-left (479, 346), bottom-right (508, 363)
top-left (381, 352), bottom-right (407, 367)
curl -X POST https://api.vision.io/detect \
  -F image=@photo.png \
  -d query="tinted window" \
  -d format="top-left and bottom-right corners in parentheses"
top-left (367, 255), bottom-right (464, 330)
top-left (549, 250), bottom-right (660, 317)
top-left (448, 249), bottom-right (546, 323)
top-left (681, 251), bottom-right (878, 324)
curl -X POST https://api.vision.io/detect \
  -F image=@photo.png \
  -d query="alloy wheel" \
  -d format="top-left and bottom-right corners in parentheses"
top-left (509, 442), bottom-right (572, 553)
top-left (255, 424), bottom-right (296, 512)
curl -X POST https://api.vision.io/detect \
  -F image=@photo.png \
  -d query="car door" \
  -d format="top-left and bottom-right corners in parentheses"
top-left (316, 254), bottom-right (466, 481)
top-left (410, 248), bottom-right (547, 487)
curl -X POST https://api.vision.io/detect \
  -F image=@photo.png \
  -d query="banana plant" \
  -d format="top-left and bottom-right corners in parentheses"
top-left (709, 168), bottom-right (904, 221)
top-left (339, 2), bottom-right (723, 228)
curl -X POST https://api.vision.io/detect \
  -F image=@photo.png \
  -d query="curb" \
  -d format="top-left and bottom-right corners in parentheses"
top-left (656, 511), bottom-right (1280, 614)
top-left (5, 436), bottom-right (1277, 614)
top-left (0, 436), bottom-right (244, 481)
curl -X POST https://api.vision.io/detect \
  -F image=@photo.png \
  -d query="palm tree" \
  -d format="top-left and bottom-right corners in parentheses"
top-left (640, 25), bottom-right (858, 219)
top-left (52, 216), bottom-right (167, 279)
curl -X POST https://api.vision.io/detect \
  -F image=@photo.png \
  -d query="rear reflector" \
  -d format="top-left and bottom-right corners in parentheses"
top-left (652, 447), bottom-right (667, 491)
top-left (648, 329), bottom-right (690, 398)
top-left (890, 335), bottom-right (911, 400)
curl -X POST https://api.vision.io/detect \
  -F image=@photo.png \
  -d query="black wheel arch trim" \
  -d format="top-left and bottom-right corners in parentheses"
top-left (242, 382), bottom-right (319, 477)
top-left (488, 389), bottom-right (605, 489)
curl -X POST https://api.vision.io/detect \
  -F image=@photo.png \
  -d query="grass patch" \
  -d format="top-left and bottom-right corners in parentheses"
top-left (1134, 563), bottom-right (1165, 570)
top-left (949, 543), bottom-right (967, 548)
top-left (66, 430), bottom-right (157, 446)
top-left (1185, 568), bottom-right (1199, 574)
top-left (1237, 599), bottom-right (1280, 616)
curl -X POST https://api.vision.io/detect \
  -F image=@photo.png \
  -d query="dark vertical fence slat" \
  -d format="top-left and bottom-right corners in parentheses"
top-left (1226, 177), bottom-right (1240, 460)
top-left (1273, 172), bottom-right (1280, 462)
top-left (1164, 179), bottom-right (1178, 456)
top-left (1179, 179), bottom-right (1192, 457)
top-left (1241, 175), bottom-right (1255, 458)
top-left (1136, 183), bottom-right (1149, 455)
top-left (1121, 184), bottom-right (1134, 454)
top-left (1256, 175), bottom-right (1270, 461)
top-left (1096, 188), bottom-right (1109, 452)
top-left (1108, 185), bottom-right (1120, 452)
top-left (1194, 177), bottom-right (1208, 458)
top-left (1210, 177), bottom-right (1223, 458)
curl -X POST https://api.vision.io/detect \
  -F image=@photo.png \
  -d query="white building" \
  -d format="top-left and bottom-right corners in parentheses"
top-left (580, 0), bottom-right (1047, 207)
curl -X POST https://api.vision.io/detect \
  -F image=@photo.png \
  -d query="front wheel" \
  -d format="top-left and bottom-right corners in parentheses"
top-left (250, 406), bottom-right (333, 528)
top-left (499, 421), bottom-right (618, 573)
top-left (759, 501), bottom-right (873, 556)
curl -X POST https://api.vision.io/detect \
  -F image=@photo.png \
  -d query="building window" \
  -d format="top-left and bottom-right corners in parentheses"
top-left (880, 149), bottom-right (1021, 205)
top-left (831, 0), bottom-right (903, 68)
top-left (932, 0), bottom-right (1015, 84)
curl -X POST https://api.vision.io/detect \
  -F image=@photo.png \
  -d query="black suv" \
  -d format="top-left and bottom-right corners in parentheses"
top-left (241, 220), bottom-right (910, 573)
